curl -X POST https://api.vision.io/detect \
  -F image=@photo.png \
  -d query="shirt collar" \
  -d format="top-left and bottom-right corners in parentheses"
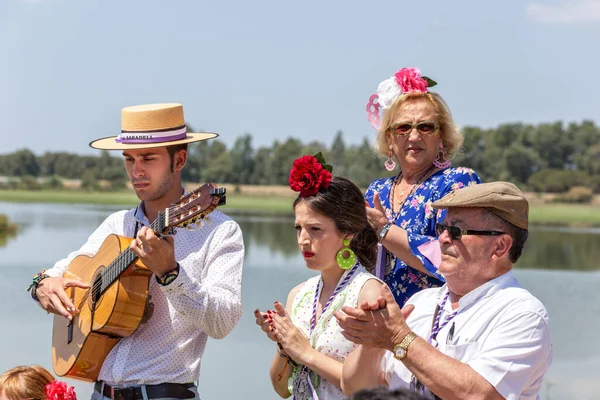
top-left (133, 186), bottom-right (188, 227)
top-left (437, 270), bottom-right (516, 311)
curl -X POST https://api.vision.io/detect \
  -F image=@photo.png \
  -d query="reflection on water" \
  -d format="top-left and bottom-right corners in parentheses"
top-left (0, 202), bottom-right (599, 399)
top-left (237, 215), bottom-right (299, 259)
top-left (3, 202), bottom-right (600, 270)
top-left (518, 227), bottom-right (600, 271)
top-left (237, 215), bottom-right (600, 271)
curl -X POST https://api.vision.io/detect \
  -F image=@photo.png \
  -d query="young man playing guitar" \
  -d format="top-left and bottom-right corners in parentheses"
top-left (30, 103), bottom-right (244, 400)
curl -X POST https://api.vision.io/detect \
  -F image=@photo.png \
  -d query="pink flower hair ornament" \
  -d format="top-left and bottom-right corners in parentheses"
top-left (366, 67), bottom-right (437, 130)
top-left (46, 380), bottom-right (77, 400)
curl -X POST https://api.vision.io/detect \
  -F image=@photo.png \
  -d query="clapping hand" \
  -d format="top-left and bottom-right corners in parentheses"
top-left (334, 284), bottom-right (414, 350)
top-left (268, 301), bottom-right (312, 365)
top-left (254, 308), bottom-right (278, 343)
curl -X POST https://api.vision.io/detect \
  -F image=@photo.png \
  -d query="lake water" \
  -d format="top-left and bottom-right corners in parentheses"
top-left (0, 202), bottom-right (599, 400)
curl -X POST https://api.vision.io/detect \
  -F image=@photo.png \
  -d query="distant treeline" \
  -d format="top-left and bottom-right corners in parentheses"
top-left (1, 120), bottom-right (599, 194)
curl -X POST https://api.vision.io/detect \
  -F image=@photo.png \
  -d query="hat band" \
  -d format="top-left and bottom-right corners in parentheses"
top-left (115, 125), bottom-right (187, 144)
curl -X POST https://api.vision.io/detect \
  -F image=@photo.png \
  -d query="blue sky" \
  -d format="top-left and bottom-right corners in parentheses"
top-left (1, 0), bottom-right (599, 155)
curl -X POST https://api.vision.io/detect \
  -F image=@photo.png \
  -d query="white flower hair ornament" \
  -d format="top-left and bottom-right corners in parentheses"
top-left (366, 67), bottom-right (437, 130)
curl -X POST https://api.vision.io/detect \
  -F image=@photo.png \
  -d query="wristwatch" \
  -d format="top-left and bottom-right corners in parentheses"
top-left (378, 223), bottom-right (393, 243)
top-left (156, 263), bottom-right (180, 286)
top-left (393, 331), bottom-right (418, 360)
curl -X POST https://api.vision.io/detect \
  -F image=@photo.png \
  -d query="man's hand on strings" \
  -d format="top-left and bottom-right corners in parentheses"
top-left (36, 277), bottom-right (90, 320)
top-left (130, 226), bottom-right (177, 277)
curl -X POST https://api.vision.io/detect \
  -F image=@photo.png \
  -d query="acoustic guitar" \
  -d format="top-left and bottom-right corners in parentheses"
top-left (51, 183), bottom-right (226, 381)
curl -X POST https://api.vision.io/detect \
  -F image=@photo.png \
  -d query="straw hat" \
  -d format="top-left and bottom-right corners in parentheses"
top-left (89, 103), bottom-right (218, 150)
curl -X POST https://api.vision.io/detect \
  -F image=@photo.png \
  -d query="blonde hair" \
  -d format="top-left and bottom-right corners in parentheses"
top-left (375, 92), bottom-right (464, 161)
top-left (0, 365), bottom-right (55, 400)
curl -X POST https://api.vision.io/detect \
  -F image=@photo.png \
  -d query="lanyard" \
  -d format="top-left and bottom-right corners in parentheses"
top-left (428, 290), bottom-right (459, 346)
top-left (309, 262), bottom-right (359, 336)
top-left (293, 262), bottom-right (359, 400)
top-left (410, 290), bottom-right (458, 397)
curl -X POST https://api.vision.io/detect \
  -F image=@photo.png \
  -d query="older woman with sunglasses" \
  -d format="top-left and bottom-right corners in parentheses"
top-left (364, 67), bottom-right (481, 306)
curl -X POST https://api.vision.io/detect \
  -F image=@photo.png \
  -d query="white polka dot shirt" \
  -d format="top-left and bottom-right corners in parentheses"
top-left (44, 205), bottom-right (244, 385)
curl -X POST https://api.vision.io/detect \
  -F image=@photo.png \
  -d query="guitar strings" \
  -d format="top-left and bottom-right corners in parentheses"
top-left (72, 200), bottom-right (218, 311)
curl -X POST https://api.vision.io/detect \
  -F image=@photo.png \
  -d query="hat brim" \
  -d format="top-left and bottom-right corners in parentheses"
top-left (89, 132), bottom-right (218, 150)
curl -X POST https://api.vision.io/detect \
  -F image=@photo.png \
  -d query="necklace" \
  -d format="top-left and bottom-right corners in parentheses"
top-left (390, 166), bottom-right (436, 211)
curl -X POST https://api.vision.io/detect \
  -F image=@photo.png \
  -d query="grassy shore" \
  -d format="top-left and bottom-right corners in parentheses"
top-left (2, 189), bottom-right (600, 226)
top-left (0, 189), bottom-right (294, 215)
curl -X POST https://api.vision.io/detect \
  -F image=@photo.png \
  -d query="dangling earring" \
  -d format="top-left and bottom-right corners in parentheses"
top-left (385, 145), bottom-right (396, 171)
top-left (336, 238), bottom-right (357, 270)
top-left (433, 142), bottom-right (451, 169)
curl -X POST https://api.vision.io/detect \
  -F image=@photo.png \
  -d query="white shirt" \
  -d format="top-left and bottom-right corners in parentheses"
top-left (44, 204), bottom-right (244, 385)
top-left (384, 271), bottom-right (552, 400)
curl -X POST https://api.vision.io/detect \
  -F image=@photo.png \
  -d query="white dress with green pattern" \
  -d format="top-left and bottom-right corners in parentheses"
top-left (288, 263), bottom-right (378, 399)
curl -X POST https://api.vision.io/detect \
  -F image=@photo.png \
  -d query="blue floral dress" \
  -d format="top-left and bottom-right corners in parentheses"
top-left (365, 167), bottom-right (481, 306)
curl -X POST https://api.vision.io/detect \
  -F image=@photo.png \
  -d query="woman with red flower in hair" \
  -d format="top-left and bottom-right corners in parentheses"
top-left (254, 154), bottom-right (386, 400)
top-left (0, 365), bottom-right (76, 400)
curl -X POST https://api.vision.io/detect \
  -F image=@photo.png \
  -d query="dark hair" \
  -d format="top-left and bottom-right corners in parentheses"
top-left (347, 386), bottom-right (429, 400)
top-left (166, 143), bottom-right (188, 172)
top-left (293, 176), bottom-right (378, 270)
top-left (483, 210), bottom-right (528, 263)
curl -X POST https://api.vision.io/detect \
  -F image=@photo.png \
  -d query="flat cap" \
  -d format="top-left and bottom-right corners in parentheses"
top-left (432, 181), bottom-right (529, 229)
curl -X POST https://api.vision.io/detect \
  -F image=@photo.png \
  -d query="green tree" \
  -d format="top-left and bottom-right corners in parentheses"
top-left (503, 143), bottom-right (545, 185)
top-left (81, 169), bottom-right (100, 191)
top-left (102, 166), bottom-right (127, 190)
top-left (202, 141), bottom-right (233, 183)
top-left (250, 147), bottom-right (273, 185)
top-left (454, 126), bottom-right (487, 174)
top-left (229, 134), bottom-right (255, 184)
top-left (330, 130), bottom-right (347, 176)
top-left (9, 149), bottom-right (40, 177)
top-left (268, 138), bottom-right (303, 185)
top-left (529, 122), bottom-right (572, 170)
top-left (345, 138), bottom-right (382, 188)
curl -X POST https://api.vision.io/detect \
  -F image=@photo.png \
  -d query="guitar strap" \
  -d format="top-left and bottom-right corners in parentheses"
top-left (133, 220), bottom-right (140, 238)
top-left (132, 204), bottom-right (142, 238)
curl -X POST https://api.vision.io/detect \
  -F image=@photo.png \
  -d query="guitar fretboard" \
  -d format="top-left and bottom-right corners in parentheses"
top-left (98, 211), bottom-right (164, 295)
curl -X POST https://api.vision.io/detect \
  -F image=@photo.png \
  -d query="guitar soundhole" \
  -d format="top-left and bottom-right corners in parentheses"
top-left (91, 277), bottom-right (102, 304)
top-left (89, 267), bottom-right (105, 311)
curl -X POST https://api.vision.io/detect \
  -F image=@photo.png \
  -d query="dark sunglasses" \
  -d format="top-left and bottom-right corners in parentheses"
top-left (389, 121), bottom-right (440, 136)
top-left (435, 223), bottom-right (505, 241)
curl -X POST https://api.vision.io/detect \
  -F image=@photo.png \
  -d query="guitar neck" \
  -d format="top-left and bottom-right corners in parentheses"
top-left (94, 183), bottom-right (223, 294)
top-left (100, 211), bottom-right (165, 293)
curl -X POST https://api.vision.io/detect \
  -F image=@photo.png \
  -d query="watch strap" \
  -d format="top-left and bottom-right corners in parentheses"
top-left (393, 331), bottom-right (418, 360)
top-left (156, 263), bottom-right (180, 286)
top-left (378, 223), bottom-right (393, 243)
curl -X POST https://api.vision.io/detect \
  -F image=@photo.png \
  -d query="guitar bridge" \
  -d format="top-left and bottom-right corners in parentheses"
top-left (67, 288), bottom-right (75, 344)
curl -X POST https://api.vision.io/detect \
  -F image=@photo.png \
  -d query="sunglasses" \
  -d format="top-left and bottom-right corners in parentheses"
top-left (389, 121), bottom-right (440, 136)
top-left (435, 223), bottom-right (505, 241)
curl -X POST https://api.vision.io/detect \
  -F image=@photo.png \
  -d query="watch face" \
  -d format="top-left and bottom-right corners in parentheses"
top-left (394, 347), bottom-right (407, 359)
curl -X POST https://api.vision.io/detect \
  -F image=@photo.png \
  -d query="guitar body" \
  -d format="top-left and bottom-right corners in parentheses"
top-left (50, 183), bottom-right (226, 382)
top-left (52, 234), bottom-right (152, 381)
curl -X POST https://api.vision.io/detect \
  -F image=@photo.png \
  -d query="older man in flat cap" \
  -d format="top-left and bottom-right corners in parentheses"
top-left (336, 182), bottom-right (552, 400)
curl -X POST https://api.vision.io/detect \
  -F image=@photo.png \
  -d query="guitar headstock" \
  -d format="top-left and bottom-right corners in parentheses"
top-left (157, 183), bottom-right (226, 233)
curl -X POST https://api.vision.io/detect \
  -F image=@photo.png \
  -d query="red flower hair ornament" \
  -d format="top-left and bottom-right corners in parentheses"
top-left (289, 152), bottom-right (333, 197)
top-left (46, 380), bottom-right (77, 400)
